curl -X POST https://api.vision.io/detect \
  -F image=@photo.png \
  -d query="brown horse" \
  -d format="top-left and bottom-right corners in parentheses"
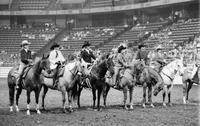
top-left (182, 65), bottom-right (199, 104)
top-left (138, 66), bottom-right (164, 108)
top-left (41, 60), bottom-right (82, 113)
top-left (8, 56), bottom-right (50, 115)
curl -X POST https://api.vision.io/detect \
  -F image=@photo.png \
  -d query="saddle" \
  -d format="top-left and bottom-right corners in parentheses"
top-left (22, 65), bottom-right (33, 79)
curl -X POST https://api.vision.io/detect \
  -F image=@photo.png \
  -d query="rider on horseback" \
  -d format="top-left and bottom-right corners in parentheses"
top-left (49, 43), bottom-right (65, 88)
top-left (80, 41), bottom-right (96, 75)
top-left (16, 40), bottom-right (33, 89)
top-left (135, 44), bottom-right (149, 65)
top-left (151, 45), bottom-right (166, 72)
top-left (112, 44), bottom-right (128, 88)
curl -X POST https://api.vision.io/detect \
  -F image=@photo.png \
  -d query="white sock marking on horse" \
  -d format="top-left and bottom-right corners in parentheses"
top-left (36, 104), bottom-right (41, 114)
top-left (183, 97), bottom-right (186, 104)
top-left (16, 105), bottom-right (20, 112)
top-left (27, 104), bottom-right (30, 115)
top-left (9, 106), bottom-right (13, 112)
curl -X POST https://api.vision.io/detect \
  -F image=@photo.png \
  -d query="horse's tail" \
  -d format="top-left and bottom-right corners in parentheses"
top-left (7, 68), bottom-right (16, 107)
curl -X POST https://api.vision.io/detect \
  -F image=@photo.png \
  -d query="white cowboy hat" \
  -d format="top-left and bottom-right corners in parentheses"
top-left (21, 40), bottom-right (31, 46)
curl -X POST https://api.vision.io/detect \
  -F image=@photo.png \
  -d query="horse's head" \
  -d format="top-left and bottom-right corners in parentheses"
top-left (106, 55), bottom-right (115, 76)
top-left (40, 55), bottom-right (51, 72)
top-left (174, 59), bottom-right (184, 76)
top-left (134, 60), bottom-right (145, 75)
top-left (153, 82), bottom-right (164, 96)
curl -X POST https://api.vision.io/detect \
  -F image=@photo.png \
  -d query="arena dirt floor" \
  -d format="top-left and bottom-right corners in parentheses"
top-left (0, 78), bottom-right (199, 126)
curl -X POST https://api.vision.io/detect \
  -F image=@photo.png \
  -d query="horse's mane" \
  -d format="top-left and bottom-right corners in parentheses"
top-left (91, 59), bottom-right (108, 79)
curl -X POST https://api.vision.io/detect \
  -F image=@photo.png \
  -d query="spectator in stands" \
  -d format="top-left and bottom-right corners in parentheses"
top-left (135, 44), bottom-right (149, 65)
top-left (80, 41), bottom-right (96, 75)
top-left (16, 40), bottom-right (33, 89)
top-left (48, 43), bottom-right (65, 88)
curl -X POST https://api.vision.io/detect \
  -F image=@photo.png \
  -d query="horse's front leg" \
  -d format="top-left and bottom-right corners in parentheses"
top-left (182, 81), bottom-right (187, 104)
top-left (61, 87), bottom-right (67, 113)
top-left (26, 89), bottom-right (31, 115)
top-left (34, 87), bottom-right (42, 114)
top-left (142, 83), bottom-right (147, 108)
top-left (97, 88), bottom-right (103, 111)
top-left (123, 86), bottom-right (128, 110)
top-left (103, 85), bottom-right (110, 108)
top-left (168, 85), bottom-right (173, 106)
top-left (148, 85), bottom-right (154, 108)
top-left (67, 90), bottom-right (73, 112)
top-left (9, 85), bottom-right (15, 112)
top-left (186, 81), bottom-right (193, 102)
top-left (162, 85), bottom-right (167, 107)
top-left (92, 88), bottom-right (96, 109)
top-left (15, 88), bottom-right (22, 112)
top-left (77, 86), bottom-right (82, 108)
top-left (42, 85), bottom-right (48, 110)
top-left (129, 86), bottom-right (134, 110)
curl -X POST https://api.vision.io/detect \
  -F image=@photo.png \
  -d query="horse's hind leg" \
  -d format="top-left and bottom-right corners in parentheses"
top-left (34, 88), bottom-right (41, 114)
top-left (26, 89), bottom-right (31, 115)
top-left (16, 88), bottom-right (22, 112)
top-left (9, 86), bottom-right (15, 112)
top-left (148, 85), bottom-right (154, 108)
top-left (42, 86), bottom-right (48, 110)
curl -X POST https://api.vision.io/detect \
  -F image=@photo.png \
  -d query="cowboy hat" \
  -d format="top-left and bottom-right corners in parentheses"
top-left (138, 44), bottom-right (146, 49)
top-left (156, 45), bottom-right (163, 50)
top-left (20, 40), bottom-right (31, 47)
top-left (50, 43), bottom-right (60, 50)
top-left (82, 41), bottom-right (91, 48)
top-left (118, 45), bottom-right (127, 53)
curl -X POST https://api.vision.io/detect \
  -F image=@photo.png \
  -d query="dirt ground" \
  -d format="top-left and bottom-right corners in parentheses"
top-left (0, 78), bottom-right (199, 126)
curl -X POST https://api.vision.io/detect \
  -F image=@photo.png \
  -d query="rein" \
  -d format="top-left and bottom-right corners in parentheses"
top-left (161, 71), bottom-right (173, 81)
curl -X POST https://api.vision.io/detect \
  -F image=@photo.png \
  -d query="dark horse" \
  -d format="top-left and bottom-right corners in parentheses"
top-left (79, 56), bottom-right (115, 111)
top-left (8, 56), bottom-right (50, 115)
top-left (182, 65), bottom-right (199, 104)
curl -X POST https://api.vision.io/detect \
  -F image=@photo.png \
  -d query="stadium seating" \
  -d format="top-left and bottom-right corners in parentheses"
top-left (89, 0), bottom-right (113, 8)
top-left (0, 27), bottom-right (61, 66)
top-left (58, 26), bottom-right (125, 57)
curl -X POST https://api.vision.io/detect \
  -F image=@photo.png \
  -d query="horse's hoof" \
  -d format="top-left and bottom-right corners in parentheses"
top-left (63, 109), bottom-right (67, 113)
top-left (41, 107), bottom-right (46, 111)
top-left (124, 106), bottom-right (128, 110)
top-left (163, 103), bottom-right (167, 107)
top-left (93, 109), bottom-right (98, 111)
top-left (27, 110), bottom-right (30, 115)
top-left (16, 108), bottom-right (20, 112)
top-left (130, 105), bottom-right (133, 110)
top-left (9, 106), bottom-right (13, 112)
top-left (142, 104), bottom-right (146, 108)
top-left (68, 109), bottom-right (73, 113)
top-left (37, 110), bottom-right (41, 114)
top-left (150, 104), bottom-right (155, 108)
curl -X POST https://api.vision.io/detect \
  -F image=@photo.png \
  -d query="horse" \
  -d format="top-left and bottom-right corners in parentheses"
top-left (8, 56), bottom-right (50, 115)
top-left (78, 55), bottom-right (115, 111)
top-left (138, 65), bottom-right (164, 108)
top-left (182, 64), bottom-right (199, 104)
top-left (159, 59), bottom-right (184, 106)
top-left (41, 59), bottom-right (82, 113)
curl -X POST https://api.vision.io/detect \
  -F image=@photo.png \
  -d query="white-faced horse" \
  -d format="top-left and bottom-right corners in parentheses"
top-left (160, 59), bottom-right (184, 106)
